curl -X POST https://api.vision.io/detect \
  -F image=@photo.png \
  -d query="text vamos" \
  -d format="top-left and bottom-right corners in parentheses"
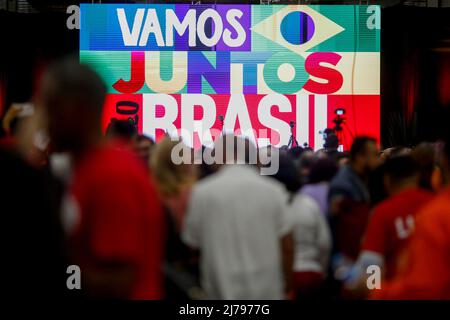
top-left (117, 7), bottom-right (249, 50)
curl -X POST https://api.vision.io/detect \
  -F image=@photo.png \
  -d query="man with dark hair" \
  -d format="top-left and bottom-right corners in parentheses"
top-left (349, 136), bottom-right (378, 163)
top-left (270, 151), bottom-right (302, 194)
top-left (347, 155), bottom-right (433, 290)
top-left (371, 136), bottom-right (450, 299)
top-left (37, 58), bottom-right (164, 299)
top-left (328, 136), bottom-right (379, 272)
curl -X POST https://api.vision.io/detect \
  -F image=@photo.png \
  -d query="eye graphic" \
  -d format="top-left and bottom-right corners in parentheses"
top-left (280, 11), bottom-right (315, 45)
top-left (252, 6), bottom-right (345, 54)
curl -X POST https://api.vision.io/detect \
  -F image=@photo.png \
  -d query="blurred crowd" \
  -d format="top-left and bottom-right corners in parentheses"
top-left (1, 59), bottom-right (450, 300)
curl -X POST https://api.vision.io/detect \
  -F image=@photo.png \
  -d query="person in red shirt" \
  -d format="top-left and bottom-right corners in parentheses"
top-left (370, 139), bottom-right (450, 299)
top-left (354, 155), bottom-right (433, 283)
top-left (37, 58), bottom-right (164, 299)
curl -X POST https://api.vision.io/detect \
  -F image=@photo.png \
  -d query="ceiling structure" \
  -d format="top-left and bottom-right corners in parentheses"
top-left (1, 0), bottom-right (449, 14)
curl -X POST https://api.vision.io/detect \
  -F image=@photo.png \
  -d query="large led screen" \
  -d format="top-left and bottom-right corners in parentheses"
top-left (80, 4), bottom-right (380, 150)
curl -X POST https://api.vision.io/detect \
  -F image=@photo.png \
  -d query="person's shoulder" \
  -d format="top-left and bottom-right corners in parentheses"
top-left (292, 193), bottom-right (316, 206)
top-left (371, 190), bottom-right (417, 219)
top-left (76, 143), bottom-right (145, 184)
top-left (414, 188), bottom-right (435, 202)
top-left (370, 197), bottom-right (395, 221)
top-left (256, 174), bottom-right (288, 196)
top-left (291, 193), bottom-right (320, 214)
top-left (329, 169), bottom-right (353, 199)
top-left (98, 143), bottom-right (139, 164)
top-left (191, 172), bottom-right (221, 196)
top-left (413, 188), bottom-right (450, 237)
top-left (379, 189), bottom-right (435, 218)
top-left (419, 188), bottom-right (450, 218)
top-left (330, 166), bottom-right (351, 188)
top-left (435, 187), bottom-right (450, 203)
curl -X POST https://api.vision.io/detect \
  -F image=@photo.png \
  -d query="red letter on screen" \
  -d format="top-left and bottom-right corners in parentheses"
top-left (113, 52), bottom-right (145, 94)
top-left (303, 52), bottom-right (343, 94)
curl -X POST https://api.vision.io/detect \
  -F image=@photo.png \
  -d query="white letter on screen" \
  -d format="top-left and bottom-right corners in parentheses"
top-left (139, 9), bottom-right (165, 47)
top-left (258, 94), bottom-right (291, 148)
top-left (366, 6), bottom-right (381, 30)
top-left (181, 94), bottom-right (216, 148)
top-left (166, 9), bottom-right (196, 47)
top-left (223, 9), bottom-right (246, 47)
top-left (314, 95), bottom-right (328, 151)
top-left (224, 95), bottom-right (256, 145)
top-left (197, 9), bottom-right (223, 47)
top-left (296, 95), bottom-right (309, 147)
top-left (143, 94), bottom-right (178, 140)
top-left (117, 8), bottom-right (145, 46)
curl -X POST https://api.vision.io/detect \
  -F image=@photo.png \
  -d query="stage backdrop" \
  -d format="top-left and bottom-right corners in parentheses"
top-left (80, 4), bottom-right (380, 150)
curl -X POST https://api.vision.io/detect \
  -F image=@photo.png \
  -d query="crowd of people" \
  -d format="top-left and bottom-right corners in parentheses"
top-left (1, 59), bottom-right (450, 300)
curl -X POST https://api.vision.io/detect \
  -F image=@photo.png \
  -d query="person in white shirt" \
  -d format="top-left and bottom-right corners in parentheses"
top-left (289, 193), bottom-right (331, 299)
top-left (182, 135), bottom-right (293, 299)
